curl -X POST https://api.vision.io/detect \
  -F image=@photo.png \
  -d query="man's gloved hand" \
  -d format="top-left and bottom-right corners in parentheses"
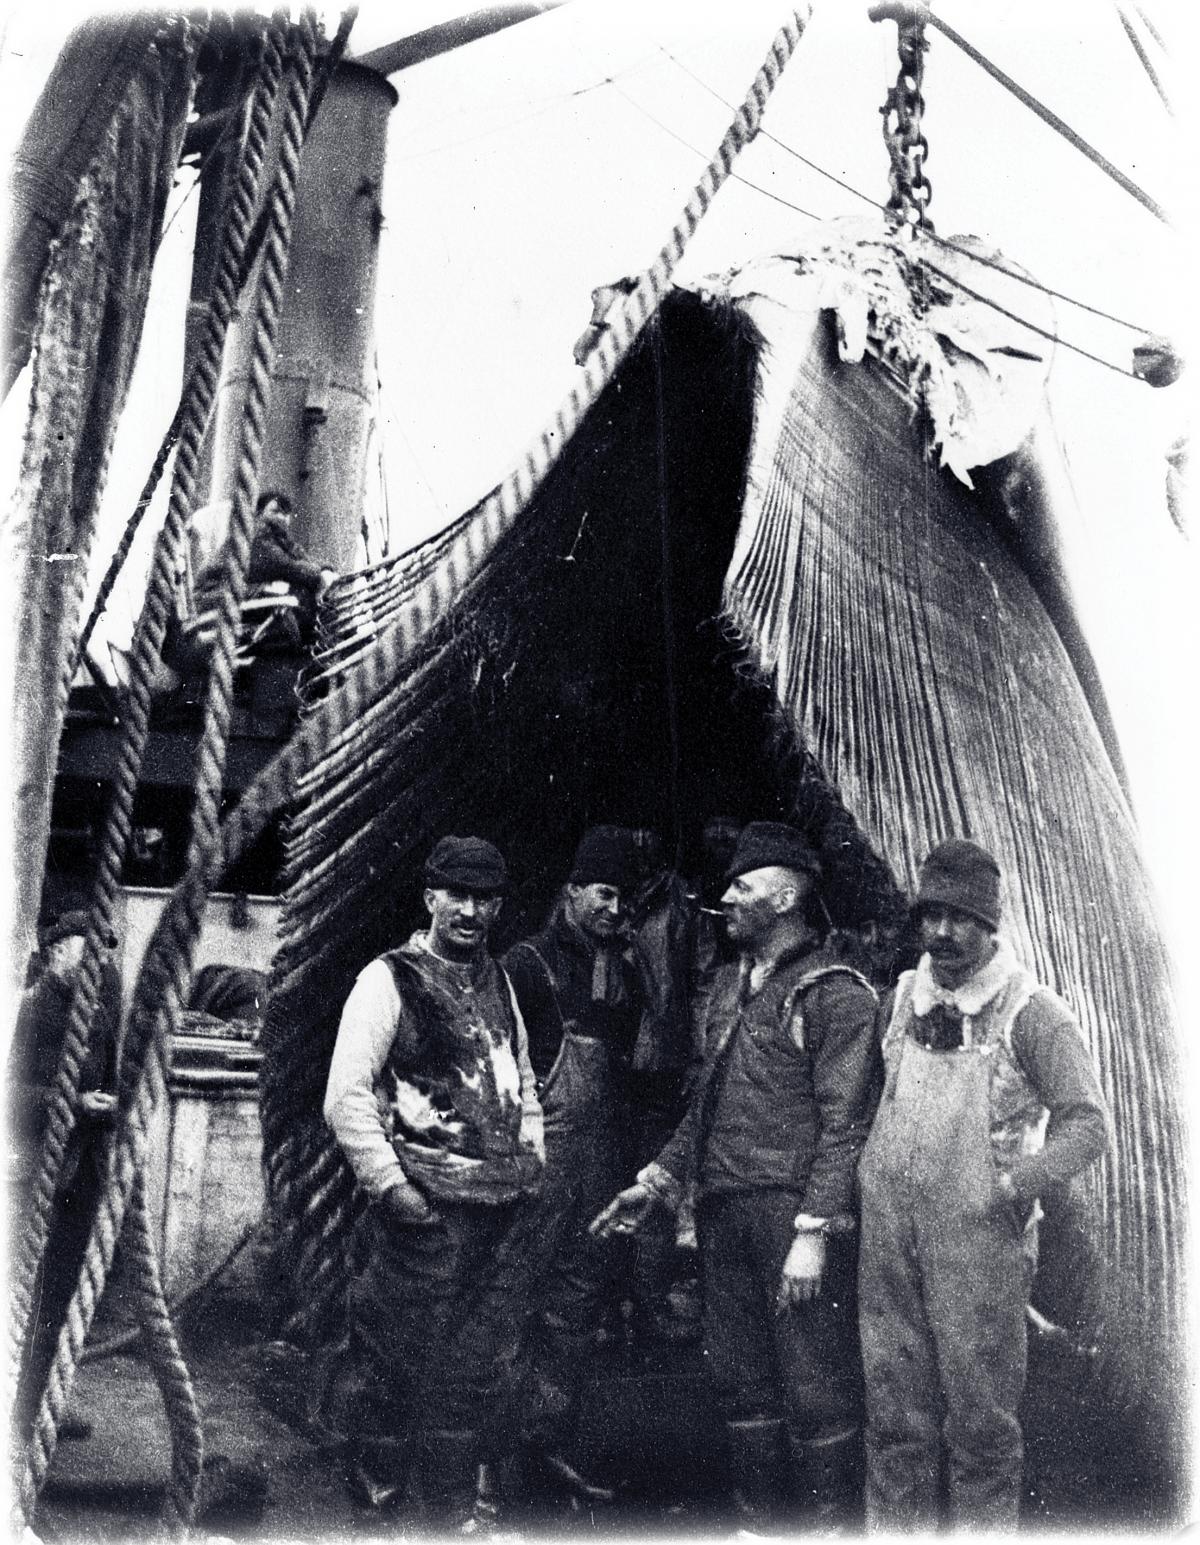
top-left (589, 1182), bottom-right (658, 1239)
top-left (380, 1183), bottom-right (439, 1228)
top-left (777, 1231), bottom-right (826, 1309)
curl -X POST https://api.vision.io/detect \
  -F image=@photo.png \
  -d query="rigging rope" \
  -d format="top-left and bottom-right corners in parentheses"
top-left (256, 4), bottom-right (816, 1341)
top-left (7, 11), bottom-right (286, 1395)
top-left (657, 42), bottom-right (1156, 336)
top-left (10, 14), bottom-right (327, 1530)
top-left (70, 9), bottom-right (359, 677)
top-left (869, 1), bottom-right (1169, 223)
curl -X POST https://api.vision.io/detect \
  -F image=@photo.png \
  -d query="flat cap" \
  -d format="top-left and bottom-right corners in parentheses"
top-left (424, 835), bottom-right (508, 894)
top-left (725, 821), bottom-right (821, 881)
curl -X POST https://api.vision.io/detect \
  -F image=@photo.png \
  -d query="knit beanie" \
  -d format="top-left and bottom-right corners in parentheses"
top-left (915, 839), bottom-right (1001, 930)
top-left (424, 835), bottom-right (508, 894)
top-left (725, 821), bottom-right (821, 881)
top-left (568, 826), bottom-right (640, 892)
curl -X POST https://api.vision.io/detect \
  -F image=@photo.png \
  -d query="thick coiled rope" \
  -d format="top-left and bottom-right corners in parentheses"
top-left (125, 1173), bottom-right (205, 1534)
top-left (71, 6), bottom-right (360, 678)
top-left (11, 15), bottom-right (322, 1530)
top-left (259, 4), bottom-right (816, 1340)
top-left (7, 14), bottom-right (286, 1388)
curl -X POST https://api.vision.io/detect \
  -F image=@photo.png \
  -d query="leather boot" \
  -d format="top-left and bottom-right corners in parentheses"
top-left (419, 1427), bottom-right (481, 1532)
top-left (790, 1426), bottom-right (864, 1535)
top-left (726, 1416), bottom-right (788, 1532)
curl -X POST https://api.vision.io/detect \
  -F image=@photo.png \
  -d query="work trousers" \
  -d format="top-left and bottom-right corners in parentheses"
top-left (520, 1034), bottom-right (628, 1450)
top-left (698, 1189), bottom-right (862, 1446)
top-left (859, 1038), bottom-right (1033, 1533)
top-left (350, 1193), bottom-right (535, 1443)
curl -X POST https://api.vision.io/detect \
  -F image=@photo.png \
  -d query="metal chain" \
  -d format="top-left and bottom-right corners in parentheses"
top-left (881, 18), bottom-right (933, 234)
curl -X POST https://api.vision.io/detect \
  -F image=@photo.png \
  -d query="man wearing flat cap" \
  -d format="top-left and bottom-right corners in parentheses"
top-left (593, 820), bottom-right (881, 1531)
top-left (324, 835), bottom-right (544, 1531)
top-left (857, 838), bottom-right (1111, 1533)
top-left (502, 824), bottom-right (646, 1503)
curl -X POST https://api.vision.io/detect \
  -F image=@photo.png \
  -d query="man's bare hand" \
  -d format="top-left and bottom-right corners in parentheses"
top-left (77, 1091), bottom-right (117, 1121)
top-left (380, 1184), bottom-right (439, 1228)
top-left (589, 1183), bottom-right (657, 1239)
top-left (777, 1231), bottom-right (825, 1310)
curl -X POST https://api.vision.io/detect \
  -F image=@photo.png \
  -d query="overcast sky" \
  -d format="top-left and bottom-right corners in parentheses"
top-left (1, 0), bottom-right (1196, 993)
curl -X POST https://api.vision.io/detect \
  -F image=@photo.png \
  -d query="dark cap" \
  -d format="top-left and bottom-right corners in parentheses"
top-left (424, 835), bottom-right (508, 895)
top-left (915, 839), bottom-right (1001, 931)
top-left (568, 826), bottom-right (640, 892)
top-left (725, 821), bottom-right (821, 882)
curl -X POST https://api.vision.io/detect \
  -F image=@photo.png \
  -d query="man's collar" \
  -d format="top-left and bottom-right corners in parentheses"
top-left (410, 930), bottom-right (492, 981)
top-left (911, 937), bottom-right (1018, 1018)
top-left (742, 931), bottom-right (820, 988)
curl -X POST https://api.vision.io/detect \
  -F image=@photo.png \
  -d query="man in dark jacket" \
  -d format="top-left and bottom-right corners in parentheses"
top-left (247, 489), bottom-right (334, 643)
top-left (592, 821), bottom-right (881, 1530)
top-left (324, 836), bottom-right (544, 1531)
top-left (503, 825), bottom-right (644, 1501)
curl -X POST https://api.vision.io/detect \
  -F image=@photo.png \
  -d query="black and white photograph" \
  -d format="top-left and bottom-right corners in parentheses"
top-left (1, 1), bottom-right (1195, 1538)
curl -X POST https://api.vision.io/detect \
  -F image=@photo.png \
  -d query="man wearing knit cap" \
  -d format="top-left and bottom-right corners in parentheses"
top-left (324, 835), bottom-right (544, 1531)
top-left (503, 824), bottom-right (645, 1503)
top-left (857, 838), bottom-right (1111, 1533)
top-left (592, 820), bottom-right (881, 1531)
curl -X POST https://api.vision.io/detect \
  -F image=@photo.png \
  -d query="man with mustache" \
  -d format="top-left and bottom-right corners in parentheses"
top-left (323, 835), bottom-right (544, 1532)
top-left (857, 839), bottom-right (1111, 1533)
top-left (591, 820), bottom-right (880, 1531)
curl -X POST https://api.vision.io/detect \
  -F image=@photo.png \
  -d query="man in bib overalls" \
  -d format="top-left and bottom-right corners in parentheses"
top-left (504, 825), bottom-right (645, 1501)
top-left (858, 839), bottom-right (1111, 1532)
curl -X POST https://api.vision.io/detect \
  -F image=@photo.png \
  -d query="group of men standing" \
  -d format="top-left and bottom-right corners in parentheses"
top-left (323, 820), bottom-right (1111, 1535)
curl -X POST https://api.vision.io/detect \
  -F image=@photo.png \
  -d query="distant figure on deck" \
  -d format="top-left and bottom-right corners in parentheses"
top-left (857, 839), bottom-right (1112, 1533)
top-left (246, 489), bottom-right (336, 646)
top-left (323, 836), bottom-right (544, 1533)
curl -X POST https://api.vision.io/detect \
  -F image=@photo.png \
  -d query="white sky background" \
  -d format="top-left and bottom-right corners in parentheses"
top-left (363, 0), bottom-right (1199, 1011)
top-left (1, 0), bottom-right (1196, 1004)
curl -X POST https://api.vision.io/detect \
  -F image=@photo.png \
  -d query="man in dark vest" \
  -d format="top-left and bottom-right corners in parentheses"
top-left (503, 825), bottom-right (644, 1502)
top-left (592, 821), bottom-right (881, 1531)
top-left (857, 839), bottom-right (1111, 1532)
top-left (323, 836), bottom-right (544, 1532)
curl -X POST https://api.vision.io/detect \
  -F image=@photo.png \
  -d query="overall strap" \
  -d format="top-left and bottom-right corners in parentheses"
top-left (780, 963), bottom-right (878, 1052)
top-left (507, 939), bottom-right (567, 1044)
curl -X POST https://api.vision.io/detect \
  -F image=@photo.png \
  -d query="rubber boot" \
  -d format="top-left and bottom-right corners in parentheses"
top-left (790, 1426), bottom-right (864, 1536)
top-left (344, 1436), bottom-right (410, 1511)
top-left (419, 1427), bottom-right (481, 1533)
top-left (726, 1417), bottom-right (788, 1534)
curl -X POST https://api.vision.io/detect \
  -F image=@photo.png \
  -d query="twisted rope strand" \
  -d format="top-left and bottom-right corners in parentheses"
top-left (126, 1173), bottom-right (205, 1533)
top-left (260, 4), bottom-right (815, 1339)
top-left (72, 5), bottom-right (361, 678)
top-left (6, 17), bottom-right (286, 1384)
top-left (10, 17), bottom-right (319, 1527)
